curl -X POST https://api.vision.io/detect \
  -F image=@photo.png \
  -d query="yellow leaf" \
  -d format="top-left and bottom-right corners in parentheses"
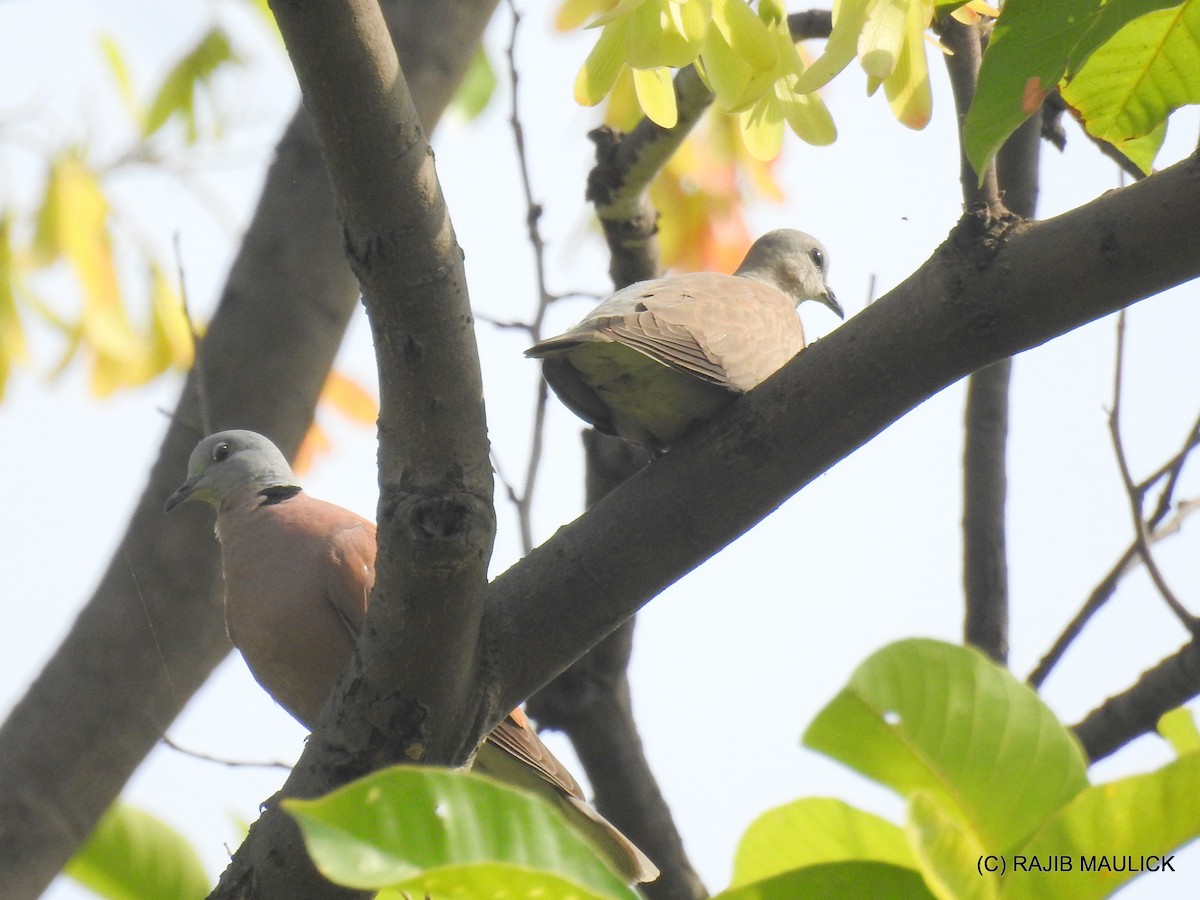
top-left (586, 0), bottom-right (648, 28)
top-left (739, 92), bottom-right (785, 160)
top-left (293, 423), bottom-right (330, 476)
top-left (859, 0), bottom-right (909, 79)
top-left (31, 161), bottom-right (65, 268)
top-left (147, 264), bottom-right (195, 375)
top-left (50, 157), bottom-right (142, 375)
top-left (0, 217), bottom-right (27, 401)
top-left (952, 1), bottom-right (997, 24)
top-left (627, 0), bottom-right (705, 68)
top-left (574, 22), bottom-right (626, 106)
top-left (882, 0), bottom-right (932, 129)
top-left (603, 66), bottom-right (645, 130)
top-left (711, 0), bottom-right (777, 70)
top-left (99, 34), bottom-right (142, 126)
top-left (778, 77), bottom-right (838, 145)
top-left (321, 370), bottom-right (378, 425)
top-left (632, 66), bottom-right (679, 127)
top-left (557, 0), bottom-right (623, 31)
top-left (698, 28), bottom-right (762, 110)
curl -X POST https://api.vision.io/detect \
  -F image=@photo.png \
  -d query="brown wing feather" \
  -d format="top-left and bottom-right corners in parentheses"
top-left (324, 515), bottom-right (376, 641)
top-left (483, 708), bottom-right (585, 800)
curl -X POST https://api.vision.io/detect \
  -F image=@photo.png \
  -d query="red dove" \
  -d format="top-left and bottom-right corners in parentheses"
top-left (165, 430), bottom-right (657, 883)
top-left (526, 229), bottom-right (842, 450)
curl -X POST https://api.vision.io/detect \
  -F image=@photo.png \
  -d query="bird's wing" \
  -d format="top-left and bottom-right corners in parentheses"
top-left (482, 707), bottom-right (586, 800)
top-left (323, 513), bottom-right (376, 641)
top-left (531, 273), bottom-right (802, 391)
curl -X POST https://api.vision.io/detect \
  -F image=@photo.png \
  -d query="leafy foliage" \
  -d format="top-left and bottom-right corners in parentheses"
top-left (1060, 1), bottom-right (1200, 170)
top-left (703, 639), bottom-right (1200, 899)
top-left (964, 0), bottom-right (1186, 177)
top-left (283, 766), bottom-right (639, 897)
top-left (64, 802), bottom-right (209, 900)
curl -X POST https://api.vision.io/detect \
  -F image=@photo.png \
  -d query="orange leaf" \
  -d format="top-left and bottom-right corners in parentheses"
top-left (321, 370), bottom-right (377, 425)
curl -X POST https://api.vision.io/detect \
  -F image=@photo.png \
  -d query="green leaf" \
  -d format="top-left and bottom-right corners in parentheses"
top-left (906, 791), bottom-right (995, 900)
top-left (1002, 751), bottom-right (1200, 899)
top-left (144, 27), bottom-right (239, 140)
top-left (1061, 1), bottom-right (1200, 149)
top-left (283, 766), bottom-right (637, 897)
top-left (1159, 707), bottom-right (1200, 756)
top-left (63, 802), bottom-right (209, 900)
top-left (803, 639), bottom-right (1089, 852)
top-left (964, 0), bottom-right (1181, 177)
top-left (732, 797), bottom-right (915, 886)
top-left (715, 860), bottom-right (937, 900)
top-left (380, 861), bottom-right (618, 900)
top-left (451, 46), bottom-right (497, 120)
top-left (1109, 119), bottom-right (1167, 174)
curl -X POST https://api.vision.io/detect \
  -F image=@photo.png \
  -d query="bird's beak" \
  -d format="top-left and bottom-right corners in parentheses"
top-left (164, 476), bottom-right (200, 513)
top-left (822, 289), bottom-right (845, 320)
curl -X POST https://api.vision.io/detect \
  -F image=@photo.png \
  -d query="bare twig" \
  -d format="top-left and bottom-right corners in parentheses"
top-left (1028, 497), bottom-right (1200, 688)
top-left (498, 0), bottom-right (561, 556)
top-left (1109, 310), bottom-right (1197, 631)
top-left (160, 735), bottom-right (292, 771)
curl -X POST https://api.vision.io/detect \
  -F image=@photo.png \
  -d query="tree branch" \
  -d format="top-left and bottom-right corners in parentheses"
top-left (488, 154), bottom-right (1200, 719)
top-left (941, 17), bottom-right (1021, 664)
top-left (1109, 311), bottom-right (1197, 631)
top-left (209, 0), bottom-right (494, 894)
top-left (1028, 497), bottom-right (1200, 689)
top-left (1073, 640), bottom-right (1200, 761)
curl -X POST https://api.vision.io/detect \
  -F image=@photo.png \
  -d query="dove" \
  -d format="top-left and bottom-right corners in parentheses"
top-left (165, 430), bottom-right (657, 883)
top-left (526, 229), bottom-right (842, 450)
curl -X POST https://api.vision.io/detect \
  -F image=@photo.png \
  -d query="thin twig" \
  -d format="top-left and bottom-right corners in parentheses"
top-left (160, 736), bottom-right (292, 771)
top-left (1028, 497), bottom-right (1200, 687)
top-left (1109, 310), bottom-right (1197, 631)
top-left (500, 0), bottom-right (560, 555)
top-left (1139, 410), bottom-right (1200, 521)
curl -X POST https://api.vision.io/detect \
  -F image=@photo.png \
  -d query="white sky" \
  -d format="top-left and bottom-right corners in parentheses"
top-left (2, 2), bottom-right (1199, 897)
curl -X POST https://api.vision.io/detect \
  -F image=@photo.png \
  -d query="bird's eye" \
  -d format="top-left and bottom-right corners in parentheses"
top-left (809, 248), bottom-right (825, 271)
top-left (212, 441), bottom-right (231, 462)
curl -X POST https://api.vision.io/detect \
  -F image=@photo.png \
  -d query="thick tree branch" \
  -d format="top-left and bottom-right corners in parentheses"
top-left (209, 1), bottom-right (493, 895)
top-left (1073, 640), bottom-right (1200, 761)
top-left (0, 2), bottom-right (497, 897)
top-left (487, 154), bottom-right (1200, 719)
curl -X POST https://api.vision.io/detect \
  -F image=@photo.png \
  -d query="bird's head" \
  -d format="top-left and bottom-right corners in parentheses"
top-left (165, 430), bottom-right (299, 513)
top-left (737, 228), bottom-right (844, 320)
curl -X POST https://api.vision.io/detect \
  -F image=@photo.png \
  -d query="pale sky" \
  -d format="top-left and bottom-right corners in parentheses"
top-left (2, 2), bottom-right (1199, 897)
